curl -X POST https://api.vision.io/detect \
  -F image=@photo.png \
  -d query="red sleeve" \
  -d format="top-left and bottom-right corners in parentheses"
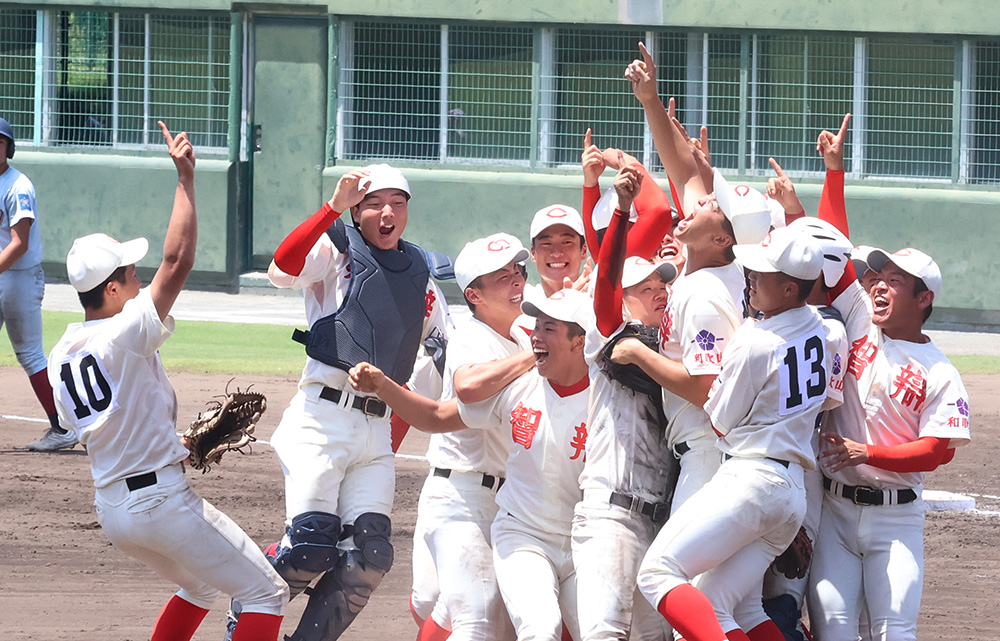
top-left (273, 202), bottom-right (342, 276)
top-left (865, 436), bottom-right (951, 473)
top-left (582, 184), bottom-right (602, 261)
top-left (594, 208), bottom-right (629, 337)
top-left (817, 170), bottom-right (848, 236)
top-left (626, 163), bottom-right (675, 260)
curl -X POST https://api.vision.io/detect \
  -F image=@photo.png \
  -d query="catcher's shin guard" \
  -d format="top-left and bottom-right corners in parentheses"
top-left (287, 513), bottom-right (393, 641)
top-left (270, 511), bottom-right (343, 599)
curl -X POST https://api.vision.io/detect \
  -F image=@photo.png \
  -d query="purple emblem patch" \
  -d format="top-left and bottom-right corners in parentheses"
top-left (694, 330), bottom-right (717, 351)
top-left (957, 398), bottom-right (969, 417)
top-left (832, 353), bottom-right (842, 376)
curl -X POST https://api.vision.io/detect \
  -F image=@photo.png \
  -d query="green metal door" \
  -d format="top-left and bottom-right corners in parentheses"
top-left (250, 16), bottom-right (327, 269)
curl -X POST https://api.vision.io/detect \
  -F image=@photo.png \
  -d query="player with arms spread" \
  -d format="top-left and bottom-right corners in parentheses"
top-left (48, 123), bottom-right (288, 641)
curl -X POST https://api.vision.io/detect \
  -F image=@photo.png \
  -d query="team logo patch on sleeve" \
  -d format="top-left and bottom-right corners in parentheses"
top-left (694, 330), bottom-right (719, 351)
top-left (18, 193), bottom-right (33, 213)
top-left (832, 353), bottom-right (842, 376)
top-left (946, 397), bottom-right (970, 428)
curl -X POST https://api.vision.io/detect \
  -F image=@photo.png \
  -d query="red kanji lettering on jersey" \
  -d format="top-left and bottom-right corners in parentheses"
top-left (693, 352), bottom-right (722, 367)
top-left (947, 416), bottom-right (969, 428)
top-left (424, 288), bottom-right (436, 318)
top-left (510, 402), bottom-right (542, 449)
top-left (569, 422), bottom-right (587, 461)
top-left (847, 337), bottom-right (878, 378)
top-left (889, 364), bottom-right (927, 411)
top-left (659, 302), bottom-right (674, 350)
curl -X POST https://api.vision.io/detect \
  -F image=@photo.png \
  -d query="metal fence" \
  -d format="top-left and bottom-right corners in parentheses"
top-left (336, 20), bottom-right (1000, 184)
top-left (0, 7), bottom-right (229, 152)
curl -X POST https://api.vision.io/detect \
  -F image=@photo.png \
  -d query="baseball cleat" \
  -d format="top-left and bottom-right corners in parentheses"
top-left (25, 427), bottom-right (78, 452)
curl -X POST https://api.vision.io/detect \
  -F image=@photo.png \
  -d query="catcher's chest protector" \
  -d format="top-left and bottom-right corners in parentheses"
top-left (294, 221), bottom-right (429, 385)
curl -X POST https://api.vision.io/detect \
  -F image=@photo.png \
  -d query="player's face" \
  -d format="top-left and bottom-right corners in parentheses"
top-left (122, 264), bottom-right (142, 300)
top-left (746, 270), bottom-right (794, 318)
top-left (353, 188), bottom-right (409, 250)
top-left (0, 138), bottom-right (8, 169)
top-left (623, 274), bottom-right (668, 326)
top-left (531, 226), bottom-right (586, 289)
top-left (531, 314), bottom-right (581, 381)
top-left (467, 261), bottom-right (525, 316)
top-left (870, 262), bottom-right (932, 334)
top-left (674, 194), bottom-right (729, 251)
top-left (656, 232), bottom-right (685, 273)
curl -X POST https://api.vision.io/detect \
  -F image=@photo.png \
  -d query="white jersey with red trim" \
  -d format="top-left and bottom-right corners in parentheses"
top-left (658, 261), bottom-right (745, 448)
top-left (426, 316), bottom-right (531, 478)
top-left (827, 282), bottom-right (971, 490)
top-left (458, 371), bottom-right (589, 535)
top-left (579, 316), bottom-right (674, 504)
top-left (269, 233), bottom-right (452, 392)
top-left (48, 288), bottom-right (189, 488)
top-left (705, 305), bottom-right (829, 468)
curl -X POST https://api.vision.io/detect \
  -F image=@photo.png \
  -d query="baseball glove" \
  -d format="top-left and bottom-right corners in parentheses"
top-left (772, 526), bottom-right (813, 580)
top-left (184, 382), bottom-right (266, 473)
top-left (599, 323), bottom-right (661, 398)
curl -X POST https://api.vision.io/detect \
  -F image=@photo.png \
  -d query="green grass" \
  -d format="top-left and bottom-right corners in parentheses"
top-left (1, 310), bottom-right (999, 377)
top-left (0, 310), bottom-right (305, 376)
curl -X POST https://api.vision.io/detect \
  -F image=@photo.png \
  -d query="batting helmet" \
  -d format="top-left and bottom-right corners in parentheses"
top-left (0, 117), bottom-right (15, 159)
top-left (786, 217), bottom-right (853, 289)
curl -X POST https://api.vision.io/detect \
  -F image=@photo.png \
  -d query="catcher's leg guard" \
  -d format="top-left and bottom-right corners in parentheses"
top-left (286, 513), bottom-right (393, 641)
top-left (270, 511), bottom-right (343, 599)
top-left (762, 594), bottom-right (805, 641)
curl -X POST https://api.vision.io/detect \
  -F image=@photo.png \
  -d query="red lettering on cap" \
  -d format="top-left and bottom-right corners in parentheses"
top-left (551, 290), bottom-right (566, 300)
top-left (895, 249), bottom-right (912, 256)
top-left (761, 232), bottom-right (772, 247)
top-left (735, 185), bottom-right (750, 197)
top-left (487, 239), bottom-right (511, 252)
top-left (547, 207), bottom-right (567, 218)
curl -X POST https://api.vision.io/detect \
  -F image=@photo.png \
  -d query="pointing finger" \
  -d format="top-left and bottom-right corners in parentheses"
top-left (157, 121), bottom-right (174, 147)
top-left (638, 41), bottom-right (654, 66)
top-left (837, 113), bottom-right (851, 141)
top-left (585, 128), bottom-right (593, 149)
top-left (699, 126), bottom-right (710, 155)
top-left (768, 157), bottom-right (788, 178)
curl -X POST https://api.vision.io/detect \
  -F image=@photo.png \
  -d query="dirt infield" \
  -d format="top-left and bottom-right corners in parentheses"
top-left (1, 367), bottom-right (995, 640)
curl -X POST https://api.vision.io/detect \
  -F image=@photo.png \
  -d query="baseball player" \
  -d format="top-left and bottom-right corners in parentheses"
top-left (637, 226), bottom-right (829, 641)
top-left (453, 289), bottom-right (593, 641)
top-left (526, 204), bottom-right (589, 302)
top-left (574, 164), bottom-right (677, 641)
top-left (0, 116), bottom-right (67, 451)
top-left (624, 44), bottom-right (771, 515)
top-left (248, 164), bottom-right (453, 641)
top-left (48, 123), bottom-right (288, 641)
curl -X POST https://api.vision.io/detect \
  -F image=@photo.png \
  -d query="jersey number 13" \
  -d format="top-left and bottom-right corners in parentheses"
top-left (777, 333), bottom-right (827, 416)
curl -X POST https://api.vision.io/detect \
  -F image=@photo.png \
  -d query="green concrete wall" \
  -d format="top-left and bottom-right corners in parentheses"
top-left (14, 151), bottom-right (241, 287)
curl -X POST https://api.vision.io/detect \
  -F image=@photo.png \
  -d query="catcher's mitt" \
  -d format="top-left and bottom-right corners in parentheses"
top-left (599, 323), bottom-right (661, 398)
top-left (772, 526), bottom-right (813, 580)
top-left (184, 383), bottom-right (266, 473)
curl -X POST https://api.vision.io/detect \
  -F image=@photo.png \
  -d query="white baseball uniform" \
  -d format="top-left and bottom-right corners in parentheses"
top-left (658, 261), bottom-right (746, 511)
top-left (416, 314), bottom-right (529, 640)
top-left (809, 282), bottom-right (971, 641)
top-left (48, 288), bottom-right (288, 616)
top-left (0, 165), bottom-right (47, 377)
top-left (459, 368), bottom-right (590, 641)
top-left (639, 304), bottom-right (829, 634)
top-left (573, 313), bottom-right (675, 641)
top-left (269, 232), bottom-right (451, 527)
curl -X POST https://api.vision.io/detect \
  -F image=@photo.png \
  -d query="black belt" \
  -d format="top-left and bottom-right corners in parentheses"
top-left (609, 492), bottom-right (670, 523)
top-left (823, 476), bottom-right (917, 507)
top-left (433, 467), bottom-right (504, 491)
top-left (673, 441), bottom-right (691, 457)
top-left (125, 471), bottom-right (157, 492)
top-left (723, 453), bottom-right (790, 468)
top-left (320, 386), bottom-right (390, 419)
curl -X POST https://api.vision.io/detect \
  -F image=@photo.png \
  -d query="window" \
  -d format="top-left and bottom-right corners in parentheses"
top-left (0, 8), bottom-right (229, 152)
top-left (336, 19), bottom-right (1000, 184)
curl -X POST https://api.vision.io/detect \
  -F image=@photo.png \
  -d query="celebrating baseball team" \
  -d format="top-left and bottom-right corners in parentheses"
top-left (0, 39), bottom-right (973, 641)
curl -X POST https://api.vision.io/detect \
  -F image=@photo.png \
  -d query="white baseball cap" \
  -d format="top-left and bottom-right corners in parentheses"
top-left (66, 233), bottom-right (149, 293)
top-left (530, 204), bottom-right (586, 240)
top-left (787, 217), bottom-right (854, 288)
top-left (520, 288), bottom-right (594, 332)
top-left (712, 169), bottom-right (772, 246)
top-left (734, 226), bottom-right (824, 281)
top-left (591, 187), bottom-right (638, 231)
top-left (866, 247), bottom-right (942, 298)
top-left (621, 256), bottom-right (677, 288)
top-left (850, 245), bottom-right (877, 278)
top-left (454, 232), bottom-right (530, 291)
top-left (361, 163), bottom-right (410, 199)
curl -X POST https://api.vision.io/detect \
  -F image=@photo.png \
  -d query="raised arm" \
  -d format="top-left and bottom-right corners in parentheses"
top-left (626, 43), bottom-right (707, 211)
top-left (581, 128), bottom-right (606, 257)
top-left (766, 157), bottom-right (806, 224)
top-left (149, 122), bottom-right (196, 322)
top-left (816, 113), bottom-right (851, 236)
top-left (594, 159), bottom-right (642, 337)
top-left (452, 351), bottom-right (536, 404)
